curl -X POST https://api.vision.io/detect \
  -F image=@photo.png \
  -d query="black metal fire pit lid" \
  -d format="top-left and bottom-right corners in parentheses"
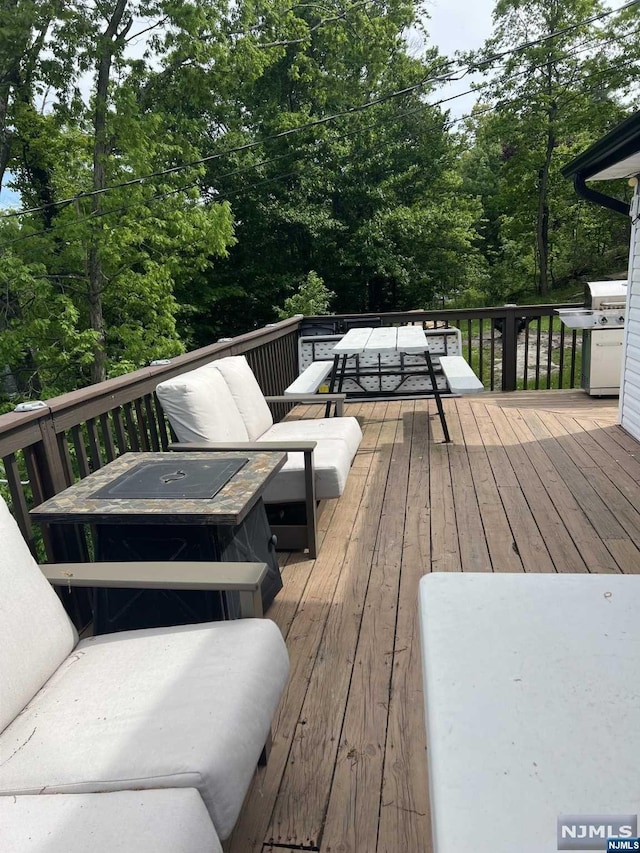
top-left (91, 458), bottom-right (249, 500)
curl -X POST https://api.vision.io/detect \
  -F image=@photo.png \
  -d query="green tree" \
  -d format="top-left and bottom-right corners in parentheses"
top-left (181, 0), bottom-right (487, 341)
top-left (274, 270), bottom-right (335, 318)
top-left (466, 0), bottom-right (639, 296)
top-left (0, 1), bottom-right (238, 398)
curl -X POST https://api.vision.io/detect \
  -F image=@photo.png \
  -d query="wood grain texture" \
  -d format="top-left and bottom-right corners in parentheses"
top-left (266, 402), bottom-right (400, 847)
top-left (377, 398), bottom-right (432, 853)
top-left (224, 392), bottom-right (640, 852)
top-left (320, 401), bottom-right (414, 852)
top-left (228, 402), bottom-right (387, 852)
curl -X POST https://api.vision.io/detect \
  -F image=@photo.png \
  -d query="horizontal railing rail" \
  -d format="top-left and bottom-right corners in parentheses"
top-left (301, 303), bottom-right (584, 393)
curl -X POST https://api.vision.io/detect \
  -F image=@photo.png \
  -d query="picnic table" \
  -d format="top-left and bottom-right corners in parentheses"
top-left (328, 326), bottom-right (452, 440)
top-left (288, 326), bottom-right (483, 442)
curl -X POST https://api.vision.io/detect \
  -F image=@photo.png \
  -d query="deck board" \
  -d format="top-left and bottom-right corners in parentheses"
top-left (377, 399), bottom-right (432, 853)
top-left (320, 400), bottom-right (413, 852)
top-left (266, 402), bottom-right (400, 847)
top-left (498, 404), bottom-right (621, 573)
top-left (446, 405), bottom-right (493, 572)
top-left (223, 391), bottom-right (640, 853)
top-left (472, 402), bottom-right (557, 573)
top-left (455, 401), bottom-right (524, 573)
top-left (228, 404), bottom-right (387, 852)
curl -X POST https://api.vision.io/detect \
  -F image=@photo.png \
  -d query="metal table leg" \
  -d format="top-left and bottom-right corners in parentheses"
top-left (326, 354), bottom-right (341, 417)
top-left (425, 352), bottom-right (450, 443)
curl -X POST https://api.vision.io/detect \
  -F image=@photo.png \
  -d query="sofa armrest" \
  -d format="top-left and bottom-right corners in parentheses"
top-left (41, 561), bottom-right (268, 618)
top-left (168, 440), bottom-right (316, 452)
top-left (265, 394), bottom-right (345, 417)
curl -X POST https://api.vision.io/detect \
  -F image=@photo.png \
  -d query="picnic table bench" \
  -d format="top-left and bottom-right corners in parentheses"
top-left (289, 326), bottom-right (483, 441)
top-left (438, 355), bottom-right (484, 394)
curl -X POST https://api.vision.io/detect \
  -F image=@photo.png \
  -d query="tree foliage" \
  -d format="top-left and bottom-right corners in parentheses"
top-left (274, 270), bottom-right (335, 318)
top-left (463, 0), bottom-right (639, 297)
top-left (0, 0), bottom-right (237, 396)
top-left (187, 0), bottom-right (488, 340)
top-left (0, 0), bottom-right (638, 402)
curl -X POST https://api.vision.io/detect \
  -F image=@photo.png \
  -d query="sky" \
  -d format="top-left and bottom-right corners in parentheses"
top-left (421, 0), bottom-right (495, 120)
top-left (0, 0), bottom-right (496, 210)
top-left (426, 0), bottom-right (494, 58)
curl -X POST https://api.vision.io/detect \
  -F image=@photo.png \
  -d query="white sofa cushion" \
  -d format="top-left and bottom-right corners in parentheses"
top-left (0, 499), bottom-right (77, 735)
top-left (155, 364), bottom-right (249, 443)
top-left (0, 618), bottom-right (289, 841)
top-left (212, 356), bottom-right (273, 440)
top-left (259, 431), bottom-right (353, 501)
top-left (0, 789), bottom-right (222, 853)
top-left (263, 415), bottom-right (363, 459)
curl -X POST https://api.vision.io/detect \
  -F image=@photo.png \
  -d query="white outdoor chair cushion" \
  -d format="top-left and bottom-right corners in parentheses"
top-left (262, 415), bottom-right (363, 459)
top-left (155, 364), bottom-right (249, 444)
top-left (0, 499), bottom-right (77, 734)
top-left (0, 789), bottom-right (222, 853)
top-left (212, 356), bottom-right (274, 441)
top-left (259, 434), bottom-right (353, 502)
top-left (0, 618), bottom-right (289, 841)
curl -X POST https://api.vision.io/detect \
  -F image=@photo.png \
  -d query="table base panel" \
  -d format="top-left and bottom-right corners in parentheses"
top-left (93, 502), bottom-right (281, 633)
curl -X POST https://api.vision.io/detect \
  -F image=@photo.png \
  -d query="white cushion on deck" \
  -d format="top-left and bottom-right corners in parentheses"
top-left (0, 619), bottom-right (289, 841)
top-left (259, 416), bottom-right (362, 501)
top-left (0, 789), bottom-right (221, 853)
top-left (260, 436), bottom-right (353, 502)
top-left (262, 415), bottom-right (362, 458)
top-left (0, 499), bottom-right (77, 734)
top-left (212, 356), bottom-right (273, 440)
top-left (155, 357), bottom-right (363, 503)
top-left (155, 364), bottom-right (249, 443)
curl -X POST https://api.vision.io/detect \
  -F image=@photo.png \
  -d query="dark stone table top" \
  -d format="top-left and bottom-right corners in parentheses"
top-left (31, 451), bottom-right (287, 526)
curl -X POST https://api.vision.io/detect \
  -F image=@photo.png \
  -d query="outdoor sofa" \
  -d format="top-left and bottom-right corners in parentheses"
top-left (156, 354), bottom-right (363, 556)
top-left (0, 496), bottom-right (289, 846)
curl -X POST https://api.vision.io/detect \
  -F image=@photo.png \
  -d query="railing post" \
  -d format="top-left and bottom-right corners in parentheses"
top-left (501, 304), bottom-right (519, 392)
top-left (34, 413), bottom-right (89, 564)
top-left (35, 413), bottom-right (70, 498)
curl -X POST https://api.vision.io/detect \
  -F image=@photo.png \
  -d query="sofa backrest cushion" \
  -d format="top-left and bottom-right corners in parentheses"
top-left (156, 363), bottom-right (250, 443)
top-left (0, 498), bottom-right (78, 734)
top-left (212, 356), bottom-right (273, 441)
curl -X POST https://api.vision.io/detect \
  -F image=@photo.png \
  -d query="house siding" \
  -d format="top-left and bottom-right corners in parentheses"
top-left (620, 186), bottom-right (640, 440)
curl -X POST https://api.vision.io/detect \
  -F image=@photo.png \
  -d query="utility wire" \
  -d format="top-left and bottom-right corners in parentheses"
top-left (3, 45), bottom-right (638, 251)
top-left (466, 0), bottom-right (640, 73)
top-left (2, 24), bottom-right (639, 249)
top-left (1, 0), bottom-right (637, 222)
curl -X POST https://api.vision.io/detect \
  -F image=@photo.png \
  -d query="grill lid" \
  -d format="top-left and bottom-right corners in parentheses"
top-left (585, 279), bottom-right (627, 307)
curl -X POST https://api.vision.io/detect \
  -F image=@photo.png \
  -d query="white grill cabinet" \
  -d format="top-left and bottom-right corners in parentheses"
top-left (582, 280), bottom-right (627, 396)
top-left (556, 279), bottom-right (627, 396)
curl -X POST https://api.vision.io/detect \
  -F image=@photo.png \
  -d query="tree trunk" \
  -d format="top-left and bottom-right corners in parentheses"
top-left (0, 86), bottom-right (12, 192)
top-left (536, 98), bottom-right (557, 296)
top-left (89, 0), bottom-right (131, 385)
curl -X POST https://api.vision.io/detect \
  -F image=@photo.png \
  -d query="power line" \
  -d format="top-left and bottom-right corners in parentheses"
top-left (1, 0), bottom-right (637, 223)
top-left (2, 26), bottom-right (639, 251)
top-left (467, 0), bottom-right (640, 73)
top-left (4, 48), bottom-right (637, 252)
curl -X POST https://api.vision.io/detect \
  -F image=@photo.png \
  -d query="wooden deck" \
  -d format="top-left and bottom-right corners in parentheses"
top-left (227, 391), bottom-right (640, 853)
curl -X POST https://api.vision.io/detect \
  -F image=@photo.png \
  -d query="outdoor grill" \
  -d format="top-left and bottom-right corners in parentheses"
top-left (555, 280), bottom-right (627, 395)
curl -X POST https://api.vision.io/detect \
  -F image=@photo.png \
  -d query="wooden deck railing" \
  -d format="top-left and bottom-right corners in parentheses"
top-left (0, 316), bottom-right (301, 559)
top-left (0, 302), bottom-right (584, 561)
top-left (301, 302), bottom-right (582, 393)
